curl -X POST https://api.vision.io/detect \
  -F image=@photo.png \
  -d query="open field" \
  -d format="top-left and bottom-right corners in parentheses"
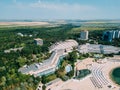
top-left (0, 22), bottom-right (49, 27)
top-left (82, 20), bottom-right (120, 24)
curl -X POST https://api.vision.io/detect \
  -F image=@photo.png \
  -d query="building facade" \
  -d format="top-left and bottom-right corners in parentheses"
top-left (34, 38), bottom-right (43, 46)
top-left (78, 43), bottom-right (120, 54)
top-left (103, 30), bottom-right (120, 42)
top-left (115, 30), bottom-right (120, 38)
top-left (80, 30), bottom-right (89, 40)
top-left (19, 39), bottom-right (78, 77)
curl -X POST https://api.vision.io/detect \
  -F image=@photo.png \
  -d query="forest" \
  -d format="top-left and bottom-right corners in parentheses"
top-left (0, 24), bottom-right (78, 90)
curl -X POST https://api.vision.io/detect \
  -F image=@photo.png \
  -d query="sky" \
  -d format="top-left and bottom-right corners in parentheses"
top-left (0, 0), bottom-right (120, 20)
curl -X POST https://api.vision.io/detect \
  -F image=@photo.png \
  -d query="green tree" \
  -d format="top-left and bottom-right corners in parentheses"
top-left (66, 70), bottom-right (74, 78)
top-left (0, 76), bottom-right (6, 86)
top-left (68, 51), bottom-right (77, 63)
top-left (42, 85), bottom-right (46, 90)
top-left (41, 75), bottom-right (47, 84)
top-left (17, 57), bottom-right (27, 67)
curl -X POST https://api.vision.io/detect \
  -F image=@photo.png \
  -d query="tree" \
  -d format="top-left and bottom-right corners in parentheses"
top-left (55, 67), bottom-right (65, 78)
top-left (41, 75), bottom-right (47, 84)
top-left (42, 85), bottom-right (46, 90)
top-left (68, 51), bottom-right (77, 63)
top-left (17, 57), bottom-right (27, 67)
top-left (0, 76), bottom-right (6, 86)
top-left (66, 70), bottom-right (74, 78)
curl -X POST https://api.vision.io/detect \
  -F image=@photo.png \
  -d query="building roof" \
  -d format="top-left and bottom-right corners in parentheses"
top-left (4, 47), bottom-right (23, 53)
top-left (19, 39), bottom-right (78, 76)
top-left (34, 38), bottom-right (43, 41)
top-left (65, 64), bottom-right (72, 73)
top-left (78, 43), bottom-right (120, 54)
top-left (49, 39), bottom-right (78, 53)
top-left (18, 50), bottom-right (65, 76)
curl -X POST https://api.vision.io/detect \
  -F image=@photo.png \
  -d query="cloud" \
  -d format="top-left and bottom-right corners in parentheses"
top-left (30, 1), bottom-right (96, 12)
top-left (11, 0), bottom-right (97, 12)
top-left (30, 1), bottom-right (98, 19)
top-left (6, 0), bottom-right (99, 19)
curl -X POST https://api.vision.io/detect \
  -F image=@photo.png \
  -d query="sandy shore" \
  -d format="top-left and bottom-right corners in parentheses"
top-left (47, 57), bottom-right (120, 90)
top-left (75, 58), bottom-right (94, 70)
top-left (103, 61), bottom-right (120, 88)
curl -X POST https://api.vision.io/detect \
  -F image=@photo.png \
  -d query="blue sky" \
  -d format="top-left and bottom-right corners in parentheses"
top-left (0, 0), bottom-right (120, 20)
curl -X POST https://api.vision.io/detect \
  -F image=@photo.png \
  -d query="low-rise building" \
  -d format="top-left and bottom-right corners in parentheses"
top-left (34, 38), bottom-right (43, 46)
top-left (49, 39), bottom-right (78, 53)
top-left (4, 47), bottom-right (23, 53)
top-left (78, 43), bottom-right (120, 54)
top-left (19, 50), bottom-right (63, 77)
top-left (17, 33), bottom-right (24, 37)
top-left (19, 39), bottom-right (78, 77)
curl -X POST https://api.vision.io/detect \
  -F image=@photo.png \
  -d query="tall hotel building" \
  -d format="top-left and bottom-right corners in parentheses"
top-left (115, 30), bottom-right (120, 38)
top-left (103, 30), bottom-right (120, 42)
top-left (80, 30), bottom-right (89, 40)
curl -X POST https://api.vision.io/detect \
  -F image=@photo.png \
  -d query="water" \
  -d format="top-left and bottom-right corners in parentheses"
top-left (111, 67), bottom-right (120, 85)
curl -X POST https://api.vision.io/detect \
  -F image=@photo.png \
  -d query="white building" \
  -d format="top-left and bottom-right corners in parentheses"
top-left (112, 30), bottom-right (116, 39)
top-left (78, 43), bottom-right (120, 54)
top-left (115, 30), bottom-right (120, 38)
top-left (80, 30), bottom-right (89, 40)
top-left (29, 35), bottom-right (33, 37)
top-left (34, 38), bottom-right (43, 46)
top-left (4, 47), bottom-right (23, 53)
top-left (17, 33), bottom-right (24, 37)
top-left (49, 39), bottom-right (78, 53)
top-left (19, 50), bottom-right (63, 77)
top-left (19, 39), bottom-right (78, 77)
